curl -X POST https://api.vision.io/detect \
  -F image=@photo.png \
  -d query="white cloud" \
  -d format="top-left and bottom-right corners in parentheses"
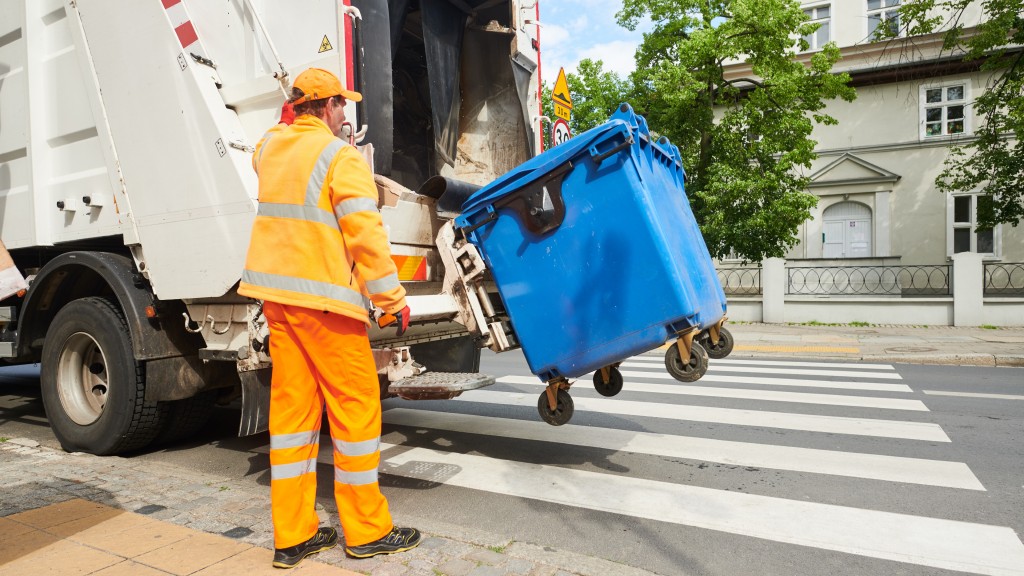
top-left (575, 40), bottom-right (641, 77)
top-left (539, 0), bottom-right (649, 81)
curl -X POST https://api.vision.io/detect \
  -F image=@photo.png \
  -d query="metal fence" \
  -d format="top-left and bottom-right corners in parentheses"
top-left (787, 265), bottom-right (952, 296)
top-left (717, 267), bottom-right (762, 295)
top-left (984, 262), bottom-right (1024, 296)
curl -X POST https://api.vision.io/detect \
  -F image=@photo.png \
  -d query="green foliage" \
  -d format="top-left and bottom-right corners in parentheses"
top-left (848, 321), bottom-right (871, 327)
top-left (888, 0), bottom-right (1024, 229)
top-left (980, 324), bottom-right (999, 330)
top-left (616, 0), bottom-right (856, 261)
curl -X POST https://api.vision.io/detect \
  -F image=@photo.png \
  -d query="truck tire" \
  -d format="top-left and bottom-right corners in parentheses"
top-left (153, 390), bottom-right (218, 445)
top-left (40, 297), bottom-right (166, 455)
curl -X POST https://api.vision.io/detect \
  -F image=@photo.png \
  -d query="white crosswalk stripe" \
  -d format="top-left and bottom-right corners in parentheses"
top-left (495, 375), bottom-right (928, 411)
top-left (623, 361), bottom-right (904, 380)
top-left (628, 355), bottom-right (897, 371)
top-left (454, 390), bottom-right (950, 441)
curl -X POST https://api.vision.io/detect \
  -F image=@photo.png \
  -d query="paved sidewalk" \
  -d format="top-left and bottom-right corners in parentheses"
top-left (0, 440), bottom-right (654, 576)
top-left (719, 322), bottom-right (1024, 367)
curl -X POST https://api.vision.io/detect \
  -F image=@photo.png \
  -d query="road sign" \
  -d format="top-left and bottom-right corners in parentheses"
top-left (554, 101), bottom-right (571, 122)
top-left (552, 68), bottom-right (573, 110)
top-left (552, 119), bottom-right (571, 146)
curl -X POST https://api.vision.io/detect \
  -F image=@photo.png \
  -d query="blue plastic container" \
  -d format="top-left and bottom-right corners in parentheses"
top-left (456, 104), bottom-right (726, 381)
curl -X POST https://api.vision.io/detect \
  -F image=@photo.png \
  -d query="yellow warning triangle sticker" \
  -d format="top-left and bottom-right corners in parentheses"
top-left (319, 35), bottom-right (334, 53)
top-left (552, 67), bottom-right (572, 108)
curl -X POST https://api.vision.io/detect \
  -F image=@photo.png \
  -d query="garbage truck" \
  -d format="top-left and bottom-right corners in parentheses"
top-left (0, 0), bottom-right (547, 455)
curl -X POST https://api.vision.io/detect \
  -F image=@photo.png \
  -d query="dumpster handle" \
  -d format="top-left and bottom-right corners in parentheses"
top-left (460, 161), bottom-right (572, 237)
top-left (461, 210), bottom-right (498, 235)
top-left (591, 136), bottom-right (634, 165)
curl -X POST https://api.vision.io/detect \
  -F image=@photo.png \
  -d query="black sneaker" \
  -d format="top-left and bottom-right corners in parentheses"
top-left (273, 527), bottom-right (338, 569)
top-left (344, 526), bottom-right (422, 558)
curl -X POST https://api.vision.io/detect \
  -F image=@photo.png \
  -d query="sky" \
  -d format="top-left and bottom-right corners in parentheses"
top-left (537, 0), bottom-right (651, 84)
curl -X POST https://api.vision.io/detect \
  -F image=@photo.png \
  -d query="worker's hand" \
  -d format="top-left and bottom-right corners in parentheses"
top-left (279, 101), bottom-right (295, 125)
top-left (377, 305), bottom-right (411, 337)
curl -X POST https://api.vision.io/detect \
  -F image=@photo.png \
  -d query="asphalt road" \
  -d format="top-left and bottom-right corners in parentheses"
top-left (2, 353), bottom-right (1023, 576)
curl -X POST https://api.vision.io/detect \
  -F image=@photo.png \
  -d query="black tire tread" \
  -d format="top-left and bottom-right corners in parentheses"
top-left (44, 297), bottom-right (166, 455)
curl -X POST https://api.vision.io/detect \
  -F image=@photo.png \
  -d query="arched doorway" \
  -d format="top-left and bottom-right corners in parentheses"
top-left (823, 201), bottom-right (872, 258)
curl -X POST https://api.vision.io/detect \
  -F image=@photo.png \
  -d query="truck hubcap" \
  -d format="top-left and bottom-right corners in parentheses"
top-left (57, 332), bottom-right (109, 425)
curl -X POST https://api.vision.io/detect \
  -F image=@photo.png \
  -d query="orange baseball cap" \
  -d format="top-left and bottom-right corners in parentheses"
top-left (290, 68), bottom-right (362, 104)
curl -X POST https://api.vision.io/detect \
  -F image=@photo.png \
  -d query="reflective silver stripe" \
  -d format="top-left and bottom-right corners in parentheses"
top-left (241, 270), bottom-right (370, 308)
top-left (334, 467), bottom-right (378, 486)
top-left (271, 458), bottom-right (317, 481)
top-left (258, 203), bottom-right (338, 229)
top-left (305, 139), bottom-right (346, 206)
top-left (365, 273), bottom-right (400, 295)
top-left (255, 131), bottom-right (276, 174)
top-left (270, 429), bottom-right (321, 450)
top-left (334, 197), bottom-right (378, 219)
top-left (332, 437), bottom-right (380, 457)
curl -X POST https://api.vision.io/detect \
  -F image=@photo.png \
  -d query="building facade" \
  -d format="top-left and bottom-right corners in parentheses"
top-left (724, 1), bottom-right (1023, 267)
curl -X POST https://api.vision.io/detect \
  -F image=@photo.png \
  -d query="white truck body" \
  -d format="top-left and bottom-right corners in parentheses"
top-left (0, 0), bottom-right (541, 452)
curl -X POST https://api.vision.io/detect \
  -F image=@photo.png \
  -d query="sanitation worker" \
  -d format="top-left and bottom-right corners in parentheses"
top-left (238, 67), bottom-right (421, 569)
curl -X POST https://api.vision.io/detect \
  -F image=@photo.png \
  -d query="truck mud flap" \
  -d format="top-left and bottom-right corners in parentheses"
top-left (238, 368), bottom-right (271, 436)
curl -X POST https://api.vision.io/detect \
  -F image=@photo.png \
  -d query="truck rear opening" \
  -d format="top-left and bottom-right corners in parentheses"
top-left (0, 0), bottom-right (541, 454)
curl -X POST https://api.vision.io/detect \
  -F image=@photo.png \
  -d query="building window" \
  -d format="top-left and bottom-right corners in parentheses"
top-left (950, 195), bottom-right (996, 255)
top-left (802, 5), bottom-right (831, 50)
top-left (921, 83), bottom-right (969, 138)
top-left (867, 0), bottom-right (901, 39)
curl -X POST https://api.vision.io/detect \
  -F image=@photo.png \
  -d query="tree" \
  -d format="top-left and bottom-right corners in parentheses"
top-left (617, 0), bottom-right (856, 262)
top-left (889, 0), bottom-right (1023, 229)
top-left (541, 59), bottom-right (631, 150)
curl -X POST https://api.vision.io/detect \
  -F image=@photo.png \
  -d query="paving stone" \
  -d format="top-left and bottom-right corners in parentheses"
top-left (466, 549), bottom-right (506, 565)
top-left (370, 562), bottom-right (409, 576)
top-left (437, 558), bottom-right (476, 576)
top-left (505, 558), bottom-right (534, 574)
top-left (134, 532), bottom-right (252, 575)
top-left (418, 536), bottom-right (446, 550)
top-left (467, 566), bottom-right (504, 576)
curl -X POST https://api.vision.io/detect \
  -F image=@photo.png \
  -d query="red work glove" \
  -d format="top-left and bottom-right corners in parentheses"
top-left (377, 305), bottom-right (411, 337)
top-left (279, 101), bottom-right (295, 125)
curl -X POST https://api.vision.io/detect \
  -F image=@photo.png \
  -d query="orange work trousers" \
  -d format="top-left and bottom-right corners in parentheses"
top-left (263, 302), bottom-right (392, 549)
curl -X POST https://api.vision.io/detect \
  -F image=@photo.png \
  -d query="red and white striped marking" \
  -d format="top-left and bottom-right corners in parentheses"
top-left (161, 0), bottom-right (201, 53)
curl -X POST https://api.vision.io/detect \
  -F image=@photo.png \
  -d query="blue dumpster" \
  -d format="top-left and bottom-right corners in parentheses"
top-left (456, 104), bottom-right (726, 382)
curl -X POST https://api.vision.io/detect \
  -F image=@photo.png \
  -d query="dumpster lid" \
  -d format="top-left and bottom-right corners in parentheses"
top-left (458, 118), bottom-right (631, 218)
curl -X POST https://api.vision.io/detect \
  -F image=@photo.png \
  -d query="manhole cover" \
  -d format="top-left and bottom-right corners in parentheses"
top-left (885, 346), bottom-right (937, 353)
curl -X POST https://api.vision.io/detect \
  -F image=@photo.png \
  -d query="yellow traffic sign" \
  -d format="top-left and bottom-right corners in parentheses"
top-left (552, 67), bottom-right (572, 109)
top-left (554, 101), bottom-right (571, 122)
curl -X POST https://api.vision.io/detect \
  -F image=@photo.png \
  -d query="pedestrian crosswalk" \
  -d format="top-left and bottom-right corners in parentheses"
top-left (262, 356), bottom-right (1024, 575)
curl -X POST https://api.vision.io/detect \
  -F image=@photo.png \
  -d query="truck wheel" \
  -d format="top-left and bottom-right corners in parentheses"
top-left (40, 297), bottom-right (165, 455)
top-left (154, 390), bottom-right (218, 445)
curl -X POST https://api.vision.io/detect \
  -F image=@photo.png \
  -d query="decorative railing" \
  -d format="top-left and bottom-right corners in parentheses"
top-left (717, 267), bottom-right (762, 295)
top-left (787, 265), bottom-right (952, 296)
top-left (984, 262), bottom-right (1024, 296)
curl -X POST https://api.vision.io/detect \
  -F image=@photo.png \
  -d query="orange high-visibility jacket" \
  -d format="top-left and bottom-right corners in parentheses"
top-left (239, 116), bottom-right (406, 324)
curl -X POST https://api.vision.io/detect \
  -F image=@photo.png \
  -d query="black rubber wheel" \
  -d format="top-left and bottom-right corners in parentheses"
top-left (537, 389), bottom-right (574, 426)
top-left (664, 341), bottom-right (709, 383)
top-left (704, 327), bottom-right (734, 360)
top-left (40, 297), bottom-right (166, 455)
top-left (593, 367), bottom-right (624, 397)
top-left (153, 390), bottom-right (218, 445)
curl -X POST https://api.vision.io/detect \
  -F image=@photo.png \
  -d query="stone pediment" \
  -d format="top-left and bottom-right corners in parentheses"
top-left (808, 153), bottom-right (901, 187)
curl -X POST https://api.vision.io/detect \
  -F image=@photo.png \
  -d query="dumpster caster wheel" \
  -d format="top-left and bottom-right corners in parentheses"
top-left (665, 341), bottom-right (708, 383)
top-left (593, 367), bottom-right (624, 397)
top-left (705, 327), bottom-right (734, 360)
top-left (537, 389), bottom-right (574, 426)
